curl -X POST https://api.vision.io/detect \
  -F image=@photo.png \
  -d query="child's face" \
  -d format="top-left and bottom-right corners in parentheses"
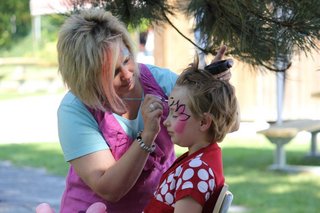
top-left (164, 86), bottom-right (202, 149)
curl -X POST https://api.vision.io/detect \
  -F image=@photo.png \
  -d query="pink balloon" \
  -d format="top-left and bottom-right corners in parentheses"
top-left (86, 202), bottom-right (107, 213)
top-left (35, 203), bottom-right (55, 213)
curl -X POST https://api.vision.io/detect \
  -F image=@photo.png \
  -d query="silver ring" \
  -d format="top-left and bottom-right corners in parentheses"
top-left (149, 103), bottom-right (155, 112)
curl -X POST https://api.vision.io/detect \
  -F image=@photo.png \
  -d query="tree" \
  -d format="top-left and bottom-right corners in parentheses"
top-left (64, 0), bottom-right (320, 72)
top-left (0, 1), bottom-right (31, 51)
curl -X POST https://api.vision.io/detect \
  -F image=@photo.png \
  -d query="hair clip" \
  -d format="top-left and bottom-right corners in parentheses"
top-left (204, 59), bottom-right (233, 75)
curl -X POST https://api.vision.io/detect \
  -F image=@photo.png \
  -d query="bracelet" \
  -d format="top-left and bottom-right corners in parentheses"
top-left (136, 131), bottom-right (156, 153)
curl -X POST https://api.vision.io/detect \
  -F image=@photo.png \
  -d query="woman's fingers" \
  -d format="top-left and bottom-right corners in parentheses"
top-left (212, 45), bottom-right (227, 63)
top-left (142, 94), bottom-right (164, 135)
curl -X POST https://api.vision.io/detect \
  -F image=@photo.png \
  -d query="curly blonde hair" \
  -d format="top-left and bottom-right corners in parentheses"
top-left (57, 8), bottom-right (137, 113)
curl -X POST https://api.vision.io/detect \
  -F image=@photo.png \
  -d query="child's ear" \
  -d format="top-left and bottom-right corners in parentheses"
top-left (199, 113), bottom-right (212, 132)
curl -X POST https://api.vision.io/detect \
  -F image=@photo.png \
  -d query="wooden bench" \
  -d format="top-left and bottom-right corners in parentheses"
top-left (258, 119), bottom-right (320, 170)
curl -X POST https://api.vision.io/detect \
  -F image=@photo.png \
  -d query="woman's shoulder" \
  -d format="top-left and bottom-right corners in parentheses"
top-left (58, 91), bottom-right (91, 117)
top-left (143, 64), bottom-right (178, 95)
top-left (146, 63), bottom-right (176, 74)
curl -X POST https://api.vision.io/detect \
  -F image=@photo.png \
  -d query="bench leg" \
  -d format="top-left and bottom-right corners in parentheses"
top-left (306, 132), bottom-right (320, 158)
top-left (267, 137), bottom-right (292, 170)
top-left (274, 143), bottom-right (286, 169)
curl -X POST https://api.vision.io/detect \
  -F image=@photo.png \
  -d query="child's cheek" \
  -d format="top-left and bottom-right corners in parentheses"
top-left (174, 120), bottom-right (187, 134)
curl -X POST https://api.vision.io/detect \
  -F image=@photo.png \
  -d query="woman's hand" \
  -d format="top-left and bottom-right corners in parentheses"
top-left (211, 45), bottom-right (233, 81)
top-left (141, 94), bottom-right (164, 144)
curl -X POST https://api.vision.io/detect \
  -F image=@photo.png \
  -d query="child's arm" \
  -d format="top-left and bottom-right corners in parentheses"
top-left (174, 196), bottom-right (203, 213)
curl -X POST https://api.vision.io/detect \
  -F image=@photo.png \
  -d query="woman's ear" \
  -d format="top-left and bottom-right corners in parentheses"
top-left (199, 113), bottom-right (212, 132)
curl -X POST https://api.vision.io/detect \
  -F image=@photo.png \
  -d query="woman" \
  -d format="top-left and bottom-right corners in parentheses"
top-left (56, 8), bottom-right (231, 213)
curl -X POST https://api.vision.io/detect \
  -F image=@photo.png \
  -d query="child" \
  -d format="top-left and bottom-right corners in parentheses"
top-left (144, 57), bottom-right (240, 213)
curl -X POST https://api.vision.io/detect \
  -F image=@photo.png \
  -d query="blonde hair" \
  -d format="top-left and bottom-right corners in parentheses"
top-left (57, 8), bottom-right (137, 113)
top-left (176, 57), bottom-right (239, 142)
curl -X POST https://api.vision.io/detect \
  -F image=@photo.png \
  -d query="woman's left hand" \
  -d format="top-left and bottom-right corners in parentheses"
top-left (211, 45), bottom-right (233, 81)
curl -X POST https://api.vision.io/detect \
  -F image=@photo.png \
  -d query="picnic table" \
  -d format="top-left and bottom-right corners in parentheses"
top-left (258, 119), bottom-right (320, 170)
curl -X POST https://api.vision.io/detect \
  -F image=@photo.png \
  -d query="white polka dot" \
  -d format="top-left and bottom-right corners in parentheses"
top-left (189, 159), bottom-right (202, 168)
top-left (209, 179), bottom-right (215, 191)
top-left (161, 183), bottom-right (168, 195)
top-left (170, 179), bottom-right (176, 190)
top-left (165, 193), bottom-right (174, 204)
top-left (175, 166), bottom-right (183, 176)
top-left (167, 173), bottom-right (174, 183)
top-left (160, 180), bottom-right (166, 188)
top-left (182, 168), bottom-right (194, 180)
top-left (182, 181), bottom-right (193, 190)
top-left (176, 178), bottom-right (182, 190)
top-left (156, 194), bottom-right (163, 202)
top-left (198, 169), bottom-right (209, 180)
top-left (208, 168), bottom-right (214, 176)
top-left (205, 192), bottom-right (211, 201)
top-left (196, 153), bottom-right (203, 158)
top-left (198, 181), bottom-right (209, 193)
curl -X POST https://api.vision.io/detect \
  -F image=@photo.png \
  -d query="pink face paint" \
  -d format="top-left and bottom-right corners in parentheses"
top-left (172, 99), bottom-right (190, 134)
top-left (174, 119), bottom-right (187, 134)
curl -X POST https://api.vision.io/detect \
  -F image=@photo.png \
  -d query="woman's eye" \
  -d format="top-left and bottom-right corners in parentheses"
top-left (123, 55), bottom-right (132, 65)
top-left (114, 68), bottom-right (120, 77)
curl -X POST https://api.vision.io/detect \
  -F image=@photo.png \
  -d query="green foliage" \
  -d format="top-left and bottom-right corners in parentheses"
top-left (40, 14), bottom-right (66, 42)
top-left (66, 0), bottom-right (175, 27)
top-left (62, 0), bottom-right (320, 72)
top-left (0, 0), bottom-right (31, 51)
top-left (0, 14), bottom-right (65, 62)
top-left (184, 0), bottom-right (320, 71)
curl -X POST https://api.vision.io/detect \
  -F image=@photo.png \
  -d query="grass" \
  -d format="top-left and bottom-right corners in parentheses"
top-left (0, 133), bottom-right (320, 212)
top-left (0, 142), bottom-right (67, 176)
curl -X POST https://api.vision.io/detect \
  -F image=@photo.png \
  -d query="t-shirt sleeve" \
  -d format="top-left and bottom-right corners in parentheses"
top-left (57, 95), bottom-right (109, 162)
top-left (146, 64), bottom-right (178, 96)
top-left (175, 159), bottom-right (216, 206)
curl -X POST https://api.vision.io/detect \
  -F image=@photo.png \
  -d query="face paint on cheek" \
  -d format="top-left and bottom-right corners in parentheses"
top-left (174, 119), bottom-right (187, 134)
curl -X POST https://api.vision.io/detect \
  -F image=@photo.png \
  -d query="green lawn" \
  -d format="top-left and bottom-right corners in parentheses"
top-left (0, 133), bottom-right (319, 213)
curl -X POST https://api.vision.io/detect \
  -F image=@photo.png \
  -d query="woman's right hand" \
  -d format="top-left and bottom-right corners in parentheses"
top-left (141, 94), bottom-right (164, 144)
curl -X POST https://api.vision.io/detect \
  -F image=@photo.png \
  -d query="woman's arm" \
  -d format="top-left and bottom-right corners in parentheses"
top-left (70, 94), bottom-right (163, 202)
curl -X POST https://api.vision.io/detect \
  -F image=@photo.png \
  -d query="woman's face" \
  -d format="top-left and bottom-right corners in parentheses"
top-left (112, 47), bottom-right (137, 97)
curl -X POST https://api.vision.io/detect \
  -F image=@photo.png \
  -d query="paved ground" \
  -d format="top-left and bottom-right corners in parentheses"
top-left (0, 161), bottom-right (65, 213)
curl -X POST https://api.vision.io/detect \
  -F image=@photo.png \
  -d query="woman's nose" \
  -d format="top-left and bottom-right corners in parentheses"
top-left (163, 118), bottom-right (169, 127)
top-left (119, 67), bottom-right (132, 81)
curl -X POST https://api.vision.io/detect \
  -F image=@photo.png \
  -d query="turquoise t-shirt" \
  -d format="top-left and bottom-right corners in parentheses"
top-left (58, 64), bottom-right (178, 161)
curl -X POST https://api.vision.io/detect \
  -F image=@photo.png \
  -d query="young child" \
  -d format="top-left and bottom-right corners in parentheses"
top-left (144, 57), bottom-right (240, 213)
